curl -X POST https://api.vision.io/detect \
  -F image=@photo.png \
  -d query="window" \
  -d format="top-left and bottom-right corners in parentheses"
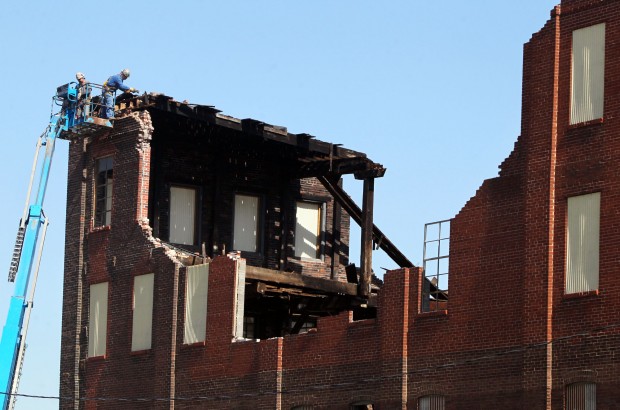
top-left (419, 395), bottom-right (445, 410)
top-left (565, 382), bottom-right (596, 410)
top-left (571, 23), bottom-right (605, 125)
top-left (422, 219), bottom-right (450, 312)
top-left (170, 186), bottom-right (196, 245)
top-left (350, 403), bottom-right (374, 409)
top-left (131, 273), bottom-right (154, 351)
top-left (243, 316), bottom-right (255, 339)
top-left (295, 201), bottom-right (322, 259)
top-left (94, 157), bottom-right (113, 227)
top-left (566, 193), bottom-right (600, 294)
top-left (233, 194), bottom-right (259, 252)
top-left (184, 264), bottom-right (209, 344)
top-left (88, 282), bottom-right (108, 357)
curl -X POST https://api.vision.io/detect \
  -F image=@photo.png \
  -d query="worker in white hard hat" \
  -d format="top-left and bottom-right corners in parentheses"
top-left (101, 68), bottom-right (137, 119)
top-left (75, 72), bottom-right (91, 119)
top-left (76, 72), bottom-right (86, 85)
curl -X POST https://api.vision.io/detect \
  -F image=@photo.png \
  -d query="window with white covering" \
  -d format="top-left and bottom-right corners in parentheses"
top-left (131, 273), bottom-right (154, 351)
top-left (295, 201), bottom-right (322, 259)
top-left (565, 382), bottom-right (596, 410)
top-left (419, 395), bottom-right (445, 410)
top-left (233, 194), bottom-right (259, 252)
top-left (566, 192), bottom-right (600, 294)
top-left (571, 23), bottom-right (605, 124)
top-left (88, 282), bottom-right (108, 357)
top-left (184, 264), bottom-right (209, 344)
top-left (170, 186), bottom-right (197, 245)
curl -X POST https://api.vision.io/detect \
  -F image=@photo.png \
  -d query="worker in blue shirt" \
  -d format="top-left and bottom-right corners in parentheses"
top-left (100, 68), bottom-right (137, 119)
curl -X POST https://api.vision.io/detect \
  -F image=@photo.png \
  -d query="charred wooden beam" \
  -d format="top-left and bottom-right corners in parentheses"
top-left (331, 178), bottom-right (343, 279)
top-left (317, 176), bottom-right (415, 269)
top-left (354, 164), bottom-right (387, 180)
top-left (278, 177), bottom-right (290, 271)
top-left (295, 157), bottom-right (372, 178)
top-left (359, 177), bottom-right (374, 298)
top-left (291, 312), bottom-right (311, 334)
top-left (245, 266), bottom-right (357, 296)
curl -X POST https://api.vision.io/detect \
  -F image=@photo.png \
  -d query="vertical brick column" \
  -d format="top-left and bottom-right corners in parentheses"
top-left (520, 7), bottom-right (561, 408)
top-left (378, 267), bottom-right (412, 408)
top-left (60, 137), bottom-right (90, 409)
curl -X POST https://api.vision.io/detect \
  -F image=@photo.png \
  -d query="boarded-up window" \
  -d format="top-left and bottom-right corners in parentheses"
top-left (170, 186), bottom-right (196, 245)
top-left (571, 23), bottom-right (605, 124)
top-left (233, 194), bottom-right (259, 252)
top-left (419, 395), bottom-right (445, 410)
top-left (566, 192), bottom-right (600, 294)
top-left (295, 201), bottom-right (322, 259)
top-left (88, 282), bottom-right (108, 358)
top-left (131, 273), bottom-right (154, 351)
top-left (94, 157), bottom-right (113, 227)
top-left (566, 382), bottom-right (596, 410)
top-left (184, 264), bottom-right (209, 344)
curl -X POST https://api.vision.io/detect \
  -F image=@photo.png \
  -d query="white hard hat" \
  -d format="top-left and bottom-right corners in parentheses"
top-left (76, 72), bottom-right (85, 80)
top-left (121, 68), bottom-right (130, 78)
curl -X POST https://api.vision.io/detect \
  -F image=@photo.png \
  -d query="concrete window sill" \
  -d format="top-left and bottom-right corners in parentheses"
top-left (563, 289), bottom-right (599, 300)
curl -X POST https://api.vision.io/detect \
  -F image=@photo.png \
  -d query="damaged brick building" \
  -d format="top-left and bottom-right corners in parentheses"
top-left (60, 0), bottom-right (620, 408)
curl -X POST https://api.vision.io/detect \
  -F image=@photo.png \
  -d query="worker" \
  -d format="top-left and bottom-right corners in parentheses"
top-left (100, 68), bottom-right (137, 119)
top-left (75, 72), bottom-right (91, 119)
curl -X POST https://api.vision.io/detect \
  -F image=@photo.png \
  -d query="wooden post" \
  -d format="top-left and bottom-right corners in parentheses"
top-left (330, 177), bottom-right (343, 279)
top-left (278, 176), bottom-right (290, 271)
top-left (359, 177), bottom-right (374, 298)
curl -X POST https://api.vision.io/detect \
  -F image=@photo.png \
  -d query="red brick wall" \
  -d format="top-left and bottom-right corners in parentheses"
top-left (402, 1), bottom-right (620, 408)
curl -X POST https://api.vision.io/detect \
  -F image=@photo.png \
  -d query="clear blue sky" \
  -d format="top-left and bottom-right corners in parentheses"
top-left (0, 1), bottom-right (558, 408)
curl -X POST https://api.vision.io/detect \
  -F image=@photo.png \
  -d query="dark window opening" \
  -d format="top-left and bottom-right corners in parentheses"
top-left (95, 157), bottom-right (114, 227)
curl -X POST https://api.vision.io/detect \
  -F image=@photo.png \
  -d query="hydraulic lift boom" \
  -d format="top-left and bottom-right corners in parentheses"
top-left (0, 81), bottom-right (112, 410)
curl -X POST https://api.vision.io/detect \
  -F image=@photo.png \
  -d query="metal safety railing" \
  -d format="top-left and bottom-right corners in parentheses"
top-left (72, 83), bottom-right (108, 123)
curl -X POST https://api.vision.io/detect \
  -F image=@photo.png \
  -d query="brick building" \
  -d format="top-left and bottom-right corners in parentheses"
top-left (60, 0), bottom-right (620, 408)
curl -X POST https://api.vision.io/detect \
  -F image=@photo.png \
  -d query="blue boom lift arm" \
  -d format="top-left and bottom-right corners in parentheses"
top-left (0, 82), bottom-right (112, 410)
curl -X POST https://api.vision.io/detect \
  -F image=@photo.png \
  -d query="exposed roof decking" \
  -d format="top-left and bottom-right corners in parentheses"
top-left (117, 92), bottom-right (385, 178)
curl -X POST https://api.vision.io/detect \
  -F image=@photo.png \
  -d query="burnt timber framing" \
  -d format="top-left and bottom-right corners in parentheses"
top-left (114, 92), bottom-right (415, 300)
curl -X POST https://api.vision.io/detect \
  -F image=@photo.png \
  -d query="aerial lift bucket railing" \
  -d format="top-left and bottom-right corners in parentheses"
top-left (56, 82), bottom-right (113, 137)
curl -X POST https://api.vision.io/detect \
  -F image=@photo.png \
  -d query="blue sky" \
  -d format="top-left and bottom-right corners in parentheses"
top-left (0, 1), bottom-right (558, 408)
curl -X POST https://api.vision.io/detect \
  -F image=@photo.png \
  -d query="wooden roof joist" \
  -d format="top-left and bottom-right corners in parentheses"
top-left (246, 265), bottom-right (358, 296)
top-left (120, 92), bottom-right (383, 178)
